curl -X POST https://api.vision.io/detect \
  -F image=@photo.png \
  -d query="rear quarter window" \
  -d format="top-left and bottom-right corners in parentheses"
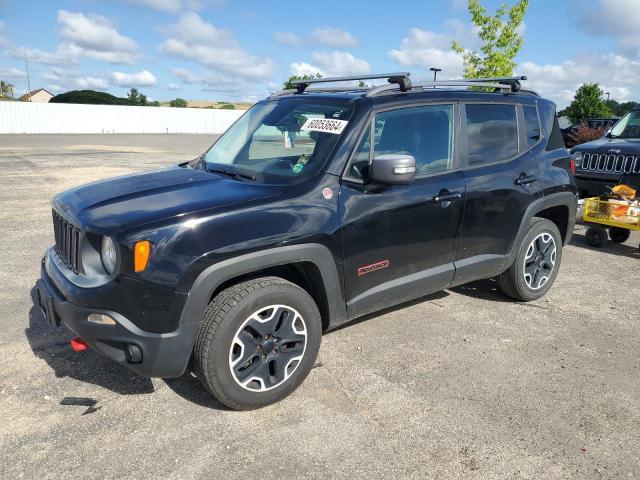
top-left (465, 104), bottom-right (519, 166)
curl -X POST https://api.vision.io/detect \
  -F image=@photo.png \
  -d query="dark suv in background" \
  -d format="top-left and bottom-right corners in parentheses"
top-left (36, 73), bottom-right (577, 409)
top-left (573, 109), bottom-right (640, 197)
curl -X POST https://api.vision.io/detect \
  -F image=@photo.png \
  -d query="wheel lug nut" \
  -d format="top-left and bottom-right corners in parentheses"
top-left (256, 345), bottom-right (261, 350)
top-left (262, 354), bottom-right (266, 359)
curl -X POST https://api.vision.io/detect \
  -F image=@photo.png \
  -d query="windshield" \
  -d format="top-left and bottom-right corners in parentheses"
top-left (203, 98), bottom-right (354, 184)
top-left (610, 111), bottom-right (640, 139)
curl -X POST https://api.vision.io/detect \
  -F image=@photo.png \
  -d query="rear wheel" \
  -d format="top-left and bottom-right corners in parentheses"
top-left (496, 218), bottom-right (562, 301)
top-left (609, 227), bottom-right (631, 244)
top-left (585, 225), bottom-right (607, 247)
top-left (193, 277), bottom-right (322, 410)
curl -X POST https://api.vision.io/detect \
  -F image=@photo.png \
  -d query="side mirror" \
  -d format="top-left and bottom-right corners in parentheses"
top-left (369, 154), bottom-right (416, 185)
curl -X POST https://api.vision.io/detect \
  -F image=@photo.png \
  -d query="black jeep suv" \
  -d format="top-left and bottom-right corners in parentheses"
top-left (573, 108), bottom-right (640, 197)
top-left (36, 74), bottom-right (577, 409)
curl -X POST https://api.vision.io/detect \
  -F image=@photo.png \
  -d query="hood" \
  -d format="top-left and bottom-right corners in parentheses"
top-left (53, 166), bottom-right (286, 235)
top-left (573, 137), bottom-right (640, 155)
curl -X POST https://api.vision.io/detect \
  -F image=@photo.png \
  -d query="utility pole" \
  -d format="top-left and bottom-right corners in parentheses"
top-left (606, 92), bottom-right (610, 102)
top-left (13, 47), bottom-right (31, 101)
top-left (430, 67), bottom-right (442, 82)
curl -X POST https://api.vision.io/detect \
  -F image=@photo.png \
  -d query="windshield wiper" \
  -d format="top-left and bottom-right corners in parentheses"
top-left (207, 166), bottom-right (256, 182)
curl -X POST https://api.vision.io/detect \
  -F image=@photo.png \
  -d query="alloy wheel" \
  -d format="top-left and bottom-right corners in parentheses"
top-left (523, 232), bottom-right (557, 290)
top-left (229, 305), bottom-right (307, 392)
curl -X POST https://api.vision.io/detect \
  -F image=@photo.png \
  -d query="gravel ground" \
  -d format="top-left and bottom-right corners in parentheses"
top-left (0, 134), bottom-right (638, 479)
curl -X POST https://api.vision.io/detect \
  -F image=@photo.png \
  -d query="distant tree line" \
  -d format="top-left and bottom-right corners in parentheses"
top-left (559, 83), bottom-right (638, 124)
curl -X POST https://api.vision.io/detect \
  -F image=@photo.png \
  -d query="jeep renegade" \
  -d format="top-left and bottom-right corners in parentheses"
top-left (36, 73), bottom-right (577, 410)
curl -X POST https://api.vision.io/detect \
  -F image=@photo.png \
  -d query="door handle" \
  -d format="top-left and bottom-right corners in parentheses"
top-left (515, 174), bottom-right (538, 186)
top-left (433, 191), bottom-right (462, 203)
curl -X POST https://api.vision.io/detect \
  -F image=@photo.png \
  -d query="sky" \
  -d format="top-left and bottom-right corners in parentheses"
top-left (0, 0), bottom-right (639, 108)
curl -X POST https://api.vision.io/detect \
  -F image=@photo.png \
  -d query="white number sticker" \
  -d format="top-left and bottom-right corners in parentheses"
top-left (301, 118), bottom-right (348, 135)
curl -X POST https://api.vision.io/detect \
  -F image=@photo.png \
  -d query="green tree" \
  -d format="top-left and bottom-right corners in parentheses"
top-left (218, 102), bottom-right (236, 110)
top-left (604, 99), bottom-right (638, 117)
top-left (0, 80), bottom-right (12, 97)
top-left (127, 88), bottom-right (140, 105)
top-left (451, 0), bottom-right (529, 78)
top-left (559, 83), bottom-right (612, 124)
top-left (283, 73), bottom-right (322, 90)
top-left (148, 100), bottom-right (160, 107)
top-left (169, 98), bottom-right (187, 108)
top-left (138, 93), bottom-right (148, 106)
top-left (50, 90), bottom-right (130, 105)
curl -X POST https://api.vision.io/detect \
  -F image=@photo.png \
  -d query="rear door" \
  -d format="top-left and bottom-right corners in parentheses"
top-left (340, 103), bottom-right (465, 319)
top-left (453, 102), bottom-right (544, 284)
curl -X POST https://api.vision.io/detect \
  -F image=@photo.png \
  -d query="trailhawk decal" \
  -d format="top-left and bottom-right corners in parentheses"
top-left (301, 118), bottom-right (348, 135)
top-left (357, 260), bottom-right (390, 277)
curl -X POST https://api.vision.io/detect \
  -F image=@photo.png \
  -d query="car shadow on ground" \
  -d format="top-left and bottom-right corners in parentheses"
top-left (163, 375), bottom-right (230, 410)
top-left (26, 286), bottom-right (155, 397)
top-left (450, 278), bottom-right (514, 303)
top-left (569, 231), bottom-right (640, 260)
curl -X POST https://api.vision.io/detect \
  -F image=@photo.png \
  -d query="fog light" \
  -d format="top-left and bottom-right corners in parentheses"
top-left (87, 313), bottom-right (116, 325)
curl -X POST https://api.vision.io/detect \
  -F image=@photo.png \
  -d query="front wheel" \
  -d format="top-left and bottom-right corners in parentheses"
top-left (496, 218), bottom-right (563, 301)
top-left (192, 277), bottom-right (322, 410)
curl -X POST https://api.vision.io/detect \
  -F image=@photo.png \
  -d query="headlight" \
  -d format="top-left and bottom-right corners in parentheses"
top-left (573, 151), bottom-right (583, 167)
top-left (101, 236), bottom-right (118, 274)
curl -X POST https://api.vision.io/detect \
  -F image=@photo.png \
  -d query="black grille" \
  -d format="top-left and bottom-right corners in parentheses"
top-left (579, 153), bottom-right (640, 174)
top-left (52, 210), bottom-right (81, 274)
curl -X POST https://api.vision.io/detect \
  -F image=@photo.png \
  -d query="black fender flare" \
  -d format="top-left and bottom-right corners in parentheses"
top-left (178, 243), bottom-right (347, 329)
top-left (510, 191), bottom-right (577, 262)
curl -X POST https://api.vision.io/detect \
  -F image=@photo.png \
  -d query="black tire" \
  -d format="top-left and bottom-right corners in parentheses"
top-left (193, 277), bottom-right (322, 410)
top-left (496, 218), bottom-right (563, 302)
top-left (585, 225), bottom-right (607, 247)
top-left (608, 227), bottom-right (631, 244)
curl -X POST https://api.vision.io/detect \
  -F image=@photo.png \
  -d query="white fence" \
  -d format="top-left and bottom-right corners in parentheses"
top-left (0, 102), bottom-right (246, 134)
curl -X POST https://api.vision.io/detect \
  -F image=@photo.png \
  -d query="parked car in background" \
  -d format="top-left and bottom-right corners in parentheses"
top-left (36, 73), bottom-right (577, 409)
top-left (562, 117), bottom-right (620, 148)
top-left (573, 109), bottom-right (640, 197)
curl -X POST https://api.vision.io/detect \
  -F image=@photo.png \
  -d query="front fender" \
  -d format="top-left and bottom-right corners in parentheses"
top-left (177, 243), bottom-right (347, 330)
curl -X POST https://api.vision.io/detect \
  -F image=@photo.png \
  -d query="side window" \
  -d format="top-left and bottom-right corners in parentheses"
top-left (345, 104), bottom-right (454, 181)
top-left (465, 104), bottom-right (518, 166)
top-left (523, 105), bottom-right (541, 147)
top-left (375, 105), bottom-right (453, 176)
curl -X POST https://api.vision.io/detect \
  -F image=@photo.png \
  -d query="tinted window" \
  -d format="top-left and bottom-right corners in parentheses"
top-left (523, 105), bottom-right (541, 147)
top-left (375, 105), bottom-right (453, 175)
top-left (345, 104), bottom-right (454, 181)
top-left (466, 104), bottom-right (518, 166)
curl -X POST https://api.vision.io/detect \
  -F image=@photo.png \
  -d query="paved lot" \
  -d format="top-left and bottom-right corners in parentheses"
top-left (0, 134), bottom-right (639, 479)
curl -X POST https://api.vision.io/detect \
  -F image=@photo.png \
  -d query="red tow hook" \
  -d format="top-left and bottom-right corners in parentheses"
top-left (70, 337), bottom-right (88, 352)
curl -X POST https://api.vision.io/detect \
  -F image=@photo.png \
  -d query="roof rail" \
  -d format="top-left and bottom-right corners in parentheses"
top-left (289, 72), bottom-right (412, 94)
top-left (450, 76), bottom-right (527, 93)
top-left (366, 76), bottom-right (535, 97)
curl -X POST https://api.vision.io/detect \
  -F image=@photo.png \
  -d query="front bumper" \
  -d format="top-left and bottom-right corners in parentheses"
top-left (37, 257), bottom-right (198, 378)
top-left (574, 175), bottom-right (617, 198)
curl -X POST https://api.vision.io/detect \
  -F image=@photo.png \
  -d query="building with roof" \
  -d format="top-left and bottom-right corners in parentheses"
top-left (19, 88), bottom-right (54, 103)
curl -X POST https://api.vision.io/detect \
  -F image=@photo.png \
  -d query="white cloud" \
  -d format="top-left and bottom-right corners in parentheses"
top-left (290, 61), bottom-right (322, 77)
top-left (389, 28), bottom-right (465, 78)
top-left (43, 68), bottom-right (110, 92)
top-left (274, 32), bottom-right (301, 46)
top-left (126, 0), bottom-right (224, 12)
top-left (57, 10), bottom-right (138, 64)
top-left (127, 0), bottom-right (183, 12)
top-left (112, 70), bottom-right (157, 87)
top-left (521, 52), bottom-right (640, 108)
top-left (310, 26), bottom-right (357, 48)
top-left (171, 67), bottom-right (201, 83)
top-left (159, 12), bottom-right (275, 80)
top-left (0, 67), bottom-right (27, 82)
top-left (168, 83), bottom-right (181, 91)
top-left (311, 51), bottom-right (370, 76)
top-left (575, 0), bottom-right (640, 54)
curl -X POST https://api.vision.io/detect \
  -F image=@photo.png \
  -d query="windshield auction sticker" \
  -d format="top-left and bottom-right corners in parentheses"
top-left (301, 118), bottom-right (348, 135)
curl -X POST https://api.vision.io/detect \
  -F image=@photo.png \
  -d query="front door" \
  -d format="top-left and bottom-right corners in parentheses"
top-left (340, 103), bottom-right (465, 319)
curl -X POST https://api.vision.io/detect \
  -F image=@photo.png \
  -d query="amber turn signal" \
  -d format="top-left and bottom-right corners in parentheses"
top-left (134, 240), bottom-right (151, 272)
